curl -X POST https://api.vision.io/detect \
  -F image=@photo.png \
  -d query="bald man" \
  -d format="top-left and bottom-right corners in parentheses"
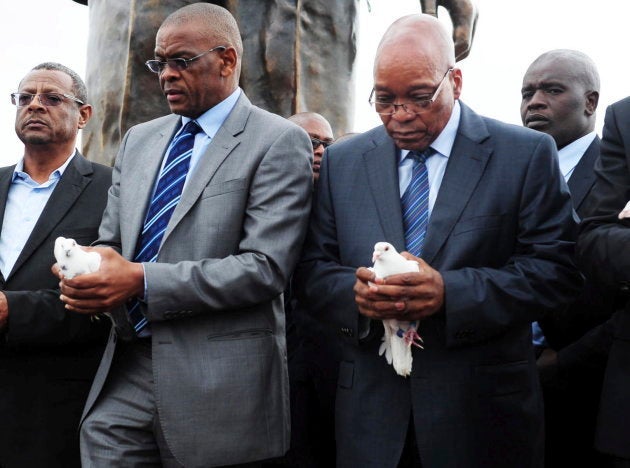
top-left (295, 14), bottom-right (581, 468)
top-left (56, 4), bottom-right (312, 466)
top-left (521, 49), bottom-right (615, 468)
top-left (289, 112), bottom-right (334, 183)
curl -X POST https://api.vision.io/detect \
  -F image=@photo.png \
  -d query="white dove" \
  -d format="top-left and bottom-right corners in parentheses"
top-left (54, 237), bottom-right (101, 279)
top-left (371, 242), bottom-right (424, 377)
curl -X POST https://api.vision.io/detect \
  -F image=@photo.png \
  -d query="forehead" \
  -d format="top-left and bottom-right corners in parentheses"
top-left (523, 58), bottom-right (580, 86)
top-left (374, 42), bottom-right (439, 90)
top-left (19, 69), bottom-right (73, 93)
top-left (299, 118), bottom-right (333, 139)
top-left (156, 21), bottom-right (211, 54)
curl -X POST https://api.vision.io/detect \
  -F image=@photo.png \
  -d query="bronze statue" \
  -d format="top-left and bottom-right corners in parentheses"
top-left (73, 0), bottom-right (477, 165)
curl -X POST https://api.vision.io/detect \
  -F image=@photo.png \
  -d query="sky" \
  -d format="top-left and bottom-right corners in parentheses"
top-left (0, 0), bottom-right (628, 166)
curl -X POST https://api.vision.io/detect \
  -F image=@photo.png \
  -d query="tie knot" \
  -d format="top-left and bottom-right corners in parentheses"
top-left (412, 148), bottom-right (434, 164)
top-left (182, 120), bottom-right (202, 136)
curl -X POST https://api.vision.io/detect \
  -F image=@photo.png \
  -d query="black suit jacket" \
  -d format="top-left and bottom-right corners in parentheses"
top-left (540, 137), bottom-right (615, 351)
top-left (578, 96), bottom-right (630, 458)
top-left (0, 153), bottom-right (112, 468)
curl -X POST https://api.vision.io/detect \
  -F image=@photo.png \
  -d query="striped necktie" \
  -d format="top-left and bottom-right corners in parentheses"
top-left (127, 120), bottom-right (201, 334)
top-left (401, 148), bottom-right (434, 257)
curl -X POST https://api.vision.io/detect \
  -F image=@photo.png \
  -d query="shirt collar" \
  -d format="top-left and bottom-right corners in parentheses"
top-left (181, 87), bottom-right (242, 139)
top-left (557, 131), bottom-right (597, 181)
top-left (399, 100), bottom-right (462, 162)
top-left (12, 150), bottom-right (76, 183)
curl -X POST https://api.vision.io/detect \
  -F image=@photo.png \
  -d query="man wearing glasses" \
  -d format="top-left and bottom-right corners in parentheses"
top-left (295, 14), bottom-right (581, 467)
top-left (0, 62), bottom-right (111, 467)
top-left (288, 112), bottom-right (334, 183)
top-left (55, 3), bottom-right (312, 467)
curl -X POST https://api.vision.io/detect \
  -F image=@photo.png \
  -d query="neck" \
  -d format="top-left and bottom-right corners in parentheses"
top-left (23, 144), bottom-right (74, 184)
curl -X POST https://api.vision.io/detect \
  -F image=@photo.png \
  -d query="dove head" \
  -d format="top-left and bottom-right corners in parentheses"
top-left (55, 237), bottom-right (77, 257)
top-left (372, 242), bottom-right (397, 263)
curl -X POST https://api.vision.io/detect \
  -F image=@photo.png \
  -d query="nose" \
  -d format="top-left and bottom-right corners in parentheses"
top-left (313, 144), bottom-right (325, 158)
top-left (390, 104), bottom-right (416, 122)
top-left (26, 94), bottom-right (46, 111)
top-left (527, 90), bottom-right (547, 110)
top-left (159, 64), bottom-right (181, 82)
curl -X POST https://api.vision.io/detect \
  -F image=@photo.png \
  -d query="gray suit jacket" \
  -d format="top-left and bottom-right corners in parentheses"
top-left (296, 102), bottom-right (582, 468)
top-left (83, 93), bottom-right (313, 466)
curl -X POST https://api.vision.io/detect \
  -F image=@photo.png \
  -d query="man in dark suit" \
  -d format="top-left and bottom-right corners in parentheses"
top-left (577, 96), bottom-right (630, 467)
top-left (0, 62), bottom-right (111, 467)
top-left (520, 49), bottom-right (615, 468)
top-left (55, 4), bottom-right (313, 467)
top-left (295, 15), bottom-right (581, 468)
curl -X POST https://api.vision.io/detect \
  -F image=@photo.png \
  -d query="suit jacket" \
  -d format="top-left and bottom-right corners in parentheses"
top-left (0, 153), bottom-right (112, 468)
top-left (295, 102), bottom-right (581, 468)
top-left (540, 136), bottom-right (615, 351)
top-left (82, 92), bottom-right (313, 467)
top-left (577, 96), bottom-right (630, 458)
top-left (536, 136), bottom-right (616, 468)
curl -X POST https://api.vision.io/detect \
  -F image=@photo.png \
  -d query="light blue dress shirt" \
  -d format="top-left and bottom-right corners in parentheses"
top-left (0, 152), bottom-right (75, 277)
top-left (141, 88), bottom-right (241, 308)
top-left (398, 100), bottom-right (462, 214)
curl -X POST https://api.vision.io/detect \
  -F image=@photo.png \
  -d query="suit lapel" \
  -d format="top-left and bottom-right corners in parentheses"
top-left (422, 103), bottom-right (492, 264)
top-left (0, 167), bottom-right (14, 284)
top-left (162, 94), bottom-right (249, 244)
top-left (362, 129), bottom-right (407, 250)
top-left (567, 136), bottom-right (599, 214)
top-left (9, 153), bottom-right (93, 278)
top-left (123, 117), bottom-right (179, 259)
top-left (0, 166), bottom-right (14, 235)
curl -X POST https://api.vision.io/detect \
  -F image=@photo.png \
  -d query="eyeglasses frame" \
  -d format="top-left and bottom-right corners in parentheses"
top-left (10, 92), bottom-right (85, 107)
top-left (145, 45), bottom-right (228, 74)
top-left (311, 137), bottom-right (334, 149)
top-left (368, 68), bottom-right (455, 116)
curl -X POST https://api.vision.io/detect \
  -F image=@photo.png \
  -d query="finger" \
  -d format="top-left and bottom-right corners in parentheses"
top-left (59, 295), bottom-right (104, 314)
top-left (356, 266), bottom-right (377, 282)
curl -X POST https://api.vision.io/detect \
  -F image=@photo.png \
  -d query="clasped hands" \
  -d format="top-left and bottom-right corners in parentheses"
top-left (354, 252), bottom-right (445, 321)
top-left (52, 247), bottom-right (144, 315)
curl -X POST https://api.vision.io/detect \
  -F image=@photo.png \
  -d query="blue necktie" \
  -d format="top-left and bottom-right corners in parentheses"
top-left (127, 120), bottom-right (201, 334)
top-left (401, 148), bottom-right (433, 257)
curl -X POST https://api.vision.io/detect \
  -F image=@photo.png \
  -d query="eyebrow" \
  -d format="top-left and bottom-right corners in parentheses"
top-left (522, 80), bottom-right (566, 91)
top-left (373, 84), bottom-right (437, 94)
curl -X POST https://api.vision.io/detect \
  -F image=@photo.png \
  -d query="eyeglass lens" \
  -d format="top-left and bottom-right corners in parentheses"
top-left (311, 138), bottom-right (333, 149)
top-left (12, 93), bottom-right (67, 107)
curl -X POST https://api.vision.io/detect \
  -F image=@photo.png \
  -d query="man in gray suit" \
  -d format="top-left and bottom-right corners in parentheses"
top-left (295, 14), bottom-right (581, 468)
top-left (55, 3), bottom-right (313, 466)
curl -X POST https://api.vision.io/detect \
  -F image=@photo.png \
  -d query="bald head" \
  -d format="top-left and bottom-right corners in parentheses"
top-left (521, 49), bottom-right (599, 148)
top-left (160, 3), bottom-right (243, 69)
top-left (371, 14), bottom-right (462, 152)
top-left (288, 112), bottom-right (333, 135)
top-left (375, 14), bottom-right (455, 78)
top-left (288, 112), bottom-right (334, 183)
top-left (528, 49), bottom-right (599, 92)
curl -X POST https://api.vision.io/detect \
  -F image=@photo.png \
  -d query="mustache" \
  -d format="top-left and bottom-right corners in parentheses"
top-left (21, 117), bottom-right (49, 129)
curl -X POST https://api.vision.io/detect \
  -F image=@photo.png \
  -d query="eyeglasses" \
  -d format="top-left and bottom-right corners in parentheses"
top-left (145, 45), bottom-right (227, 73)
top-left (368, 68), bottom-right (454, 116)
top-left (11, 92), bottom-right (84, 107)
top-left (311, 137), bottom-right (334, 149)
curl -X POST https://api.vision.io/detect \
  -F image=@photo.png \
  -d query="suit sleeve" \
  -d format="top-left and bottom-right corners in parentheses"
top-left (578, 102), bottom-right (630, 289)
top-left (3, 289), bottom-right (111, 346)
top-left (293, 147), bottom-right (369, 344)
